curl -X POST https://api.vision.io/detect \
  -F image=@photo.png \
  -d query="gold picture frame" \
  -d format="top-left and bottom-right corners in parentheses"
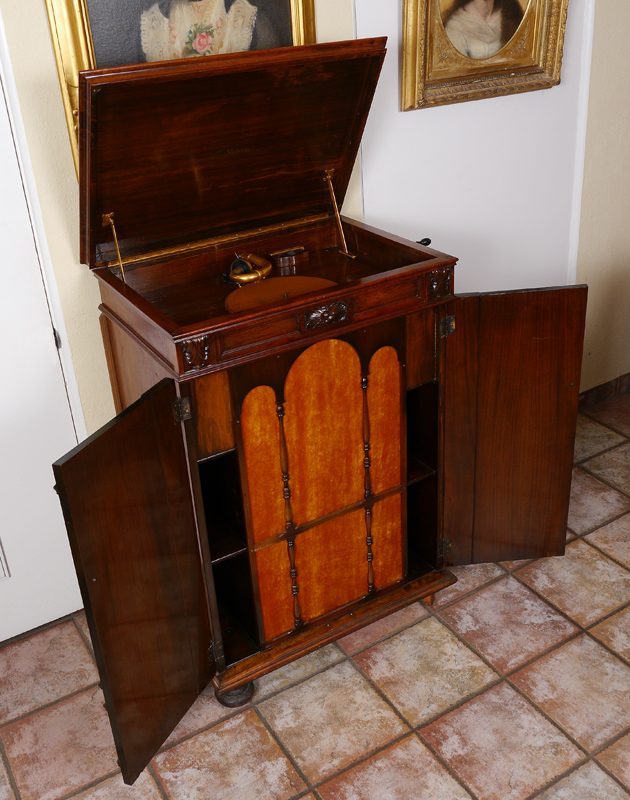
top-left (401, 0), bottom-right (569, 111)
top-left (45, 0), bottom-right (316, 174)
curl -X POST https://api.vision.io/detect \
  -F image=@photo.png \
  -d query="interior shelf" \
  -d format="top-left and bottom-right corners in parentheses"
top-left (407, 455), bottom-right (436, 486)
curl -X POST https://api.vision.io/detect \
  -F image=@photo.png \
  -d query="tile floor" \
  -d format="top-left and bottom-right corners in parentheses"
top-left (2, 392), bottom-right (630, 800)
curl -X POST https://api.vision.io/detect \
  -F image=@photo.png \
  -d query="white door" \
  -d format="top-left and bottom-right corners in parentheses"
top-left (0, 19), bottom-right (83, 640)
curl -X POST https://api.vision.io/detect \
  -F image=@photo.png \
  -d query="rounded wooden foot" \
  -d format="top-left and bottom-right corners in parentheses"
top-left (215, 682), bottom-right (255, 708)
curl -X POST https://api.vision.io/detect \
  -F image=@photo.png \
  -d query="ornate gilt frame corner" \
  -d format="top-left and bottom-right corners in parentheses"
top-left (44, 0), bottom-right (317, 176)
top-left (401, 0), bottom-right (569, 111)
top-left (44, 0), bottom-right (96, 176)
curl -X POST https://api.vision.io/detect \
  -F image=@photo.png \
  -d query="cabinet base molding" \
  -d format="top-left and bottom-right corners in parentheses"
top-left (212, 568), bottom-right (456, 696)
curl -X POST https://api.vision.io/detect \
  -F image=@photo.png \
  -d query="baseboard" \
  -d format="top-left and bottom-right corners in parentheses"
top-left (579, 373), bottom-right (630, 410)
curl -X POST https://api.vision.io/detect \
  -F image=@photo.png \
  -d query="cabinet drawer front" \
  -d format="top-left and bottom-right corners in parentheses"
top-left (218, 313), bottom-right (300, 359)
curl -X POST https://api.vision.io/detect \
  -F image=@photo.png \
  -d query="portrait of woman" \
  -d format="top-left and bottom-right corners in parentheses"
top-left (441, 0), bottom-right (525, 59)
top-left (140, 0), bottom-right (287, 61)
top-left (85, 0), bottom-right (292, 68)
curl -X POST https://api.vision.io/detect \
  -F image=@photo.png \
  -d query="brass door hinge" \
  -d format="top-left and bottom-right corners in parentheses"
top-left (439, 315), bottom-right (455, 337)
top-left (172, 397), bottom-right (192, 424)
top-left (437, 538), bottom-right (452, 557)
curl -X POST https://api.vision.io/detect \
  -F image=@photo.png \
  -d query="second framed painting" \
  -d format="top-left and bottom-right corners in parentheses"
top-left (45, 0), bottom-right (316, 172)
top-left (402, 0), bottom-right (569, 110)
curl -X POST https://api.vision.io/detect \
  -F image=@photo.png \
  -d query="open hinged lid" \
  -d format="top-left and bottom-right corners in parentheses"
top-left (79, 38), bottom-right (386, 268)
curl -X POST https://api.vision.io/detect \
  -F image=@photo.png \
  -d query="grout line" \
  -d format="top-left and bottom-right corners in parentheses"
top-left (413, 729), bottom-right (482, 800)
top-left (0, 737), bottom-right (22, 800)
top-left (250, 703), bottom-right (317, 796)
top-left (565, 504), bottom-right (630, 537)
top-left (156, 701), bottom-right (251, 754)
top-left (147, 763), bottom-right (171, 800)
top-left (0, 611), bottom-right (82, 650)
top-left (591, 757), bottom-right (630, 798)
top-left (578, 462), bottom-right (630, 500)
top-left (574, 437), bottom-right (630, 466)
top-left (523, 757), bottom-right (592, 800)
top-left (46, 768), bottom-right (121, 800)
top-left (579, 408), bottom-right (630, 441)
top-left (308, 731), bottom-right (418, 794)
top-left (0, 682), bottom-right (101, 730)
top-left (71, 612), bottom-right (94, 657)
top-left (504, 676), bottom-right (591, 757)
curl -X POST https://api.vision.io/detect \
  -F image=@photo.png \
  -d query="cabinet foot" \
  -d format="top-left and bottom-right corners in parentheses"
top-left (423, 594), bottom-right (435, 607)
top-left (215, 682), bottom-right (255, 708)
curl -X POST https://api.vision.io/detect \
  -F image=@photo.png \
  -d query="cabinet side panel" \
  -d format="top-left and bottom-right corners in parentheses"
top-left (191, 371), bottom-right (235, 460)
top-left (442, 296), bottom-right (480, 565)
top-left (406, 309), bottom-right (436, 389)
top-left (53, 381), bottom-right (209, 784)
top-left (474, 286), bottom-right (587, 562)
top-left (102, 314), bottom-right (171, 411)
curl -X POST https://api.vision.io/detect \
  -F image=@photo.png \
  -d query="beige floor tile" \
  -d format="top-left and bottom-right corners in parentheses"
top-left (517, 540), bottom-right (630, 626)
top-left (574, 415), bottom-right (627, 463)
top-left (318, 734), bottom-right (473, 799)
top-left (438, 576), bottom-right (578, 673)
top-left (536, 761), bottom-right (630, 799)
top-left (353, 617), bottom-right (497, 726)
top-left (0, 687), bottom-right (118, 800)
top-left (421, 682), bottom-right (582, 800)
top-left (337, 603), bottom-right (429, 655)
top-left (512, 635), bottom-right (630, 751)
top-left (72, 771), bottom-right (163, 799)
top-left (586, 394), bottom-right (630, 438)
top-left (431, 563), bottom-right (505, 609)
top-left (0, 757), bottom-right (15, 800)
top-left (586, 513), bottom-right (630, 568)
top-left (0, 620), bottom-right (98, 724)
top-left (258, 660), bottom-right (408, 784)
top-left (568, 469), bottom-right (630, 534)
top-left (162, 685), bottom-right (235, 748)
top-left (597, 731), bottom-right (630, 786)
top-left (254, 643), bottom-right (344, 699)
top-left (590, 606), bottom-right (630, 662)
top-left (584, 444), bottom-right (630, 495)
top-left (153, 708), bottom-right (305, 800)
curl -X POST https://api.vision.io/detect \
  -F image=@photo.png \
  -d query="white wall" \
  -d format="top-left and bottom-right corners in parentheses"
top-left (576, 0), bottom-right (630, 390)
top-left (355, 0), bottom-right (592, 296)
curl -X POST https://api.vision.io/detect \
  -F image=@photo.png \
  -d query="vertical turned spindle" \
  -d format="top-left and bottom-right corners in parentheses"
top-left (362, 373), bottom-right (375, 593)
top-left (277, 401), bottom-right (302, 628)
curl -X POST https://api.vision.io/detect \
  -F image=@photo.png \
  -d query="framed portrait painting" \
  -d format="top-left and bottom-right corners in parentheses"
top-left (45, 0), bottom-right (316, 172)
top-left (401, 0), bottom-right (569, 110)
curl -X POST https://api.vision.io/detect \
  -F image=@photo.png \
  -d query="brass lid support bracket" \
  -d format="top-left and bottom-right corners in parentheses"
top-left (325, 169), bottom-right (355, 259)
top-left (102, 212), bottom-right (126, 283)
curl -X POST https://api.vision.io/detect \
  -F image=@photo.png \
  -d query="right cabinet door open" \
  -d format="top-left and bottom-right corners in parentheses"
top-left (443, 285), bottom-right (588, 565)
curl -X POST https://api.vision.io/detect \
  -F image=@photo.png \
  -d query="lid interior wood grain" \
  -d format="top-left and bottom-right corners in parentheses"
top-left (80, 38), bottom-right (386, 268)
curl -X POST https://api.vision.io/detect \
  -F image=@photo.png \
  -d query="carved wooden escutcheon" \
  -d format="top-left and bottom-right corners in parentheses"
top-left (180, 335), bottom-right (212, 372)
top-left (304, 300), bottom-right (349, 330)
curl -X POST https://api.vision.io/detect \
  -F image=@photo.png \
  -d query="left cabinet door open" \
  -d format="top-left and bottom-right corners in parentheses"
top-left (53, 379), bottom-right (212, 784)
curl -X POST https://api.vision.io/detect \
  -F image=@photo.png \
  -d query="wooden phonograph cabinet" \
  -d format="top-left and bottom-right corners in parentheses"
top-left (53, 38), bottom-right (587, 784)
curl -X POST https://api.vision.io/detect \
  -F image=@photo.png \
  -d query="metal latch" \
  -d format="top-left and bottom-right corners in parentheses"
top-left (172, 397), bottom-right (192, 424)
top-left (437, 539), bottom-right (452, 557)
top-left (439, 315), bottom-right (455, 337)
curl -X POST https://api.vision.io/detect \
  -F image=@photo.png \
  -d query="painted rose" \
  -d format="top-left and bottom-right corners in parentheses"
top-left (192, 31), bottom-right (213, 54)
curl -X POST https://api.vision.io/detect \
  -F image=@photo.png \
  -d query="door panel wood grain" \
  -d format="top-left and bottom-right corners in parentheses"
top-left (53, 380), bottom-right (211, 784)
